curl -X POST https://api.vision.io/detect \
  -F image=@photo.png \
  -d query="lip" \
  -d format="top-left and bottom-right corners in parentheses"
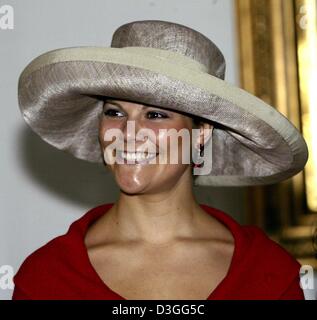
top-left (116, 150), bottom-right (159, 165)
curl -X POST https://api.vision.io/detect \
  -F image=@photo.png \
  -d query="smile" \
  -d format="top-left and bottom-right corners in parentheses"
top-left (116, 150), bottom-right (158, 164)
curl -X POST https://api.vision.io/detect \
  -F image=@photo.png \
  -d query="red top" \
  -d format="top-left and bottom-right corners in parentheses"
top-left (12, 203), bottom-right (305, 300)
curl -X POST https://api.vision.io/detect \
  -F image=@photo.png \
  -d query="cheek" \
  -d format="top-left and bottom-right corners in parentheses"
top-left (154, 121), bottom-right (192, 160)
top-left (99, 119), bottom-right (122, 147)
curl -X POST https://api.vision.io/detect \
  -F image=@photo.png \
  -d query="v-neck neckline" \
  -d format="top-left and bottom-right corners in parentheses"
top-left (76, 203), bottom-right (243, 300)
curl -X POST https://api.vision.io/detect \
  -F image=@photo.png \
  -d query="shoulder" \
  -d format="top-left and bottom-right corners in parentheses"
top-left (12, 203), bottom-right (111, 299)
top-left (202, 205), bottom-right (304, 299)
top-left (234, 224), bottom-right (304, 298)
top-left (203, 204), bottom-right (301, 272)
top-left (233, 226), bottom-right (304, 299)
top-left (12, 234), bottom-right (66, 299)
top-left (242, 224), bottom-right (301, 271)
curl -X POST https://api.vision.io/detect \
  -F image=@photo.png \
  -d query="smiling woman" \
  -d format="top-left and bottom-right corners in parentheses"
top-left (12, 20), bottom-right (308, 300)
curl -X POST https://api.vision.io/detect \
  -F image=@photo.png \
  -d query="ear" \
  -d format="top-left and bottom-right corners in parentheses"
top-left (194, 122), bottom-right (213, 150)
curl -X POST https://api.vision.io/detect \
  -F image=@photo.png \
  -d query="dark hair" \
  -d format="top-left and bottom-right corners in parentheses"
top-left (192, 115), bottom-right (203, 128)
top-left (192, 115), bottom-right (215, 129)
top-left (192, 118), bottom-right (200, 126)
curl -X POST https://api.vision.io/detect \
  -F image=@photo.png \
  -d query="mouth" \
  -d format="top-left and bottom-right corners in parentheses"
top-left (116, 150), bottom-right (159, 165)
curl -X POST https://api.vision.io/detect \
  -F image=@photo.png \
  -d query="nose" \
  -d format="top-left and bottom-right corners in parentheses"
top-left (121, 112), bottom-right (144, 148)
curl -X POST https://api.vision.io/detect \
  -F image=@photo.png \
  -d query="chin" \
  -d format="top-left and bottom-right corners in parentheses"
top-left (118, 183), bottom-right (149, 195)
top-left (112, 164), bottom-right (186, 194)
top-left (114, 173), bottom-right (149, 194)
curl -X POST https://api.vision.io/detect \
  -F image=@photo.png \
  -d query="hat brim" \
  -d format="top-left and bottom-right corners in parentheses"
top-left (18, 46), bottom-right (308, 186)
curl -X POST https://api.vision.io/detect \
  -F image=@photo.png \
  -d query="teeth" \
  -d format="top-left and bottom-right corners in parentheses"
top-left (118, 151), bottom-right (157, 162)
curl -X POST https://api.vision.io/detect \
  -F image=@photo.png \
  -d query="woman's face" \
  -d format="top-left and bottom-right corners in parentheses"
top-left (98, 99), bottom-right (210, 194)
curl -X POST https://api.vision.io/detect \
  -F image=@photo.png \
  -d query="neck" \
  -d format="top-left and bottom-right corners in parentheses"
top-left (109, 170), bottom-right (201, 246)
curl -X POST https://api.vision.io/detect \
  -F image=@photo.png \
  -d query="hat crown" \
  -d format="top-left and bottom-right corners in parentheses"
top-left (110, 20), bottom-right (226, 79)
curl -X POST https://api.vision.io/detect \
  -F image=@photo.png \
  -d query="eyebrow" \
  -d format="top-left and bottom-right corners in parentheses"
top-left (105, 100), bottom-right (148, 110)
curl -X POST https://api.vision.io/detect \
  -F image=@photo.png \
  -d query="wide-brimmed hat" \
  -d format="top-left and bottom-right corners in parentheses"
top-left (17, 19), bottom-right (308, 186)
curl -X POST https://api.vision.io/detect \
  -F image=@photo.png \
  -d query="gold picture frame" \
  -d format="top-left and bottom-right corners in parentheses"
top-left (235, 0), bottom-right (317, 268)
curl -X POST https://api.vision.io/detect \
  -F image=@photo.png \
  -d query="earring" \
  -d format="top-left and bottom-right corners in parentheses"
top-left (199, 143), bottom-right (204, 157)
top-left (192, 143), bottom-right (204, 168)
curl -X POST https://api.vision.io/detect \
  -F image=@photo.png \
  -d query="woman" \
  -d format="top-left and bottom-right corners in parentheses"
top-left (12, 20), bottom-right (308, 300)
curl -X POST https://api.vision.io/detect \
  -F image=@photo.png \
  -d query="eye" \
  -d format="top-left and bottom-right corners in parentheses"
top-left (146, 111), bottom-right (169, 119)
top-left (103, 108), bottom-right (124, 118)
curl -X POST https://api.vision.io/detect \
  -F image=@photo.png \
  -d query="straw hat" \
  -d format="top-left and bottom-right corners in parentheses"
top-left (17, 20), bottom-right (308, 186)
